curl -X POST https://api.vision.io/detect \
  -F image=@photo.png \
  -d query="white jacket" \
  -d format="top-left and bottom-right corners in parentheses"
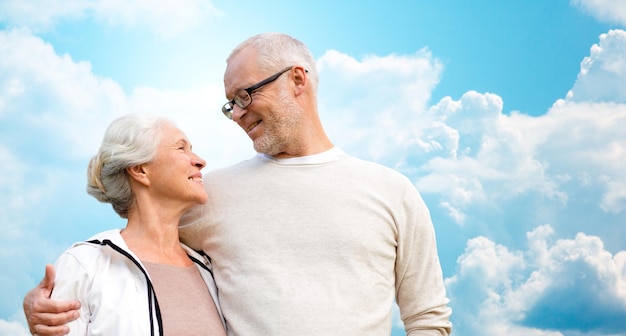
top-left (51, 229), bottom-right (225, 336)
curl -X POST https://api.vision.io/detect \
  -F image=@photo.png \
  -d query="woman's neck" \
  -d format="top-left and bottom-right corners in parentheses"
top-left (122, 209), bottom-right (192, 267)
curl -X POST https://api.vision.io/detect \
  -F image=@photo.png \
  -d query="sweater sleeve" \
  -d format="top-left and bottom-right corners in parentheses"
top-left (395, 180), bottom-right (452, 335)
top-left (50, 250), bottom-right (91, 336)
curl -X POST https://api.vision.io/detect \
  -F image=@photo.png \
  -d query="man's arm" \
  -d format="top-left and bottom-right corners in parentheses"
top-left (396, 183), bottom-right (452, 335)
top-left (23, 264), bottom-right (81, 336)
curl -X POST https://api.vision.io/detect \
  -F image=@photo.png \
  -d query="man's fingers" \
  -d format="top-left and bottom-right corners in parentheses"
top-left (31, 322), bottom-right (70, 336)
top-left (24, 264), bottom-right (80, 335)
top-left (30, 309), bottom-right (80, 329)
top-left (40, 264), bottom-right (56, 292)
top-left (31, 298), bottom-right (81, 316)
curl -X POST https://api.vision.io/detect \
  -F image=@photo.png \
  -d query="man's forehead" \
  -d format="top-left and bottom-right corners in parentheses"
top-left (225, 47), bottom-right (256, 74)
top-left (224, 51), bottom-right (259, 93)
top-left (223, 65), bottom-right (246, 95)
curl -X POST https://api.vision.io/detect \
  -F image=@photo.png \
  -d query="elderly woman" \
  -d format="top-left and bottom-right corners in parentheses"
top-left (47, 114), bottom-right (226, 335)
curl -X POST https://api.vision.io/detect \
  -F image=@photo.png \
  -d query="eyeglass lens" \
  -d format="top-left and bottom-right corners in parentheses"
top-left (234, 90), bottom-right (252, 109)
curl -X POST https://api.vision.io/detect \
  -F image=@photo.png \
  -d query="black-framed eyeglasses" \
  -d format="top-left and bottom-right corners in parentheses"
top-left (221, 66), bottom-right (293, 119)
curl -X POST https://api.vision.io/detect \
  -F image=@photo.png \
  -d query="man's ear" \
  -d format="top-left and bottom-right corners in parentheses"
top-left (127, 165), bottom-right (150, 187)
top-left (292, 66), bottom-right (308, 95)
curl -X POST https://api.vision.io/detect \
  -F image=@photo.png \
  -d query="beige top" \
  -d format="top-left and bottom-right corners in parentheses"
top-left (179, 150), bottom-right (452, 335)
top-left (144, 262), bottom-right (227, 336)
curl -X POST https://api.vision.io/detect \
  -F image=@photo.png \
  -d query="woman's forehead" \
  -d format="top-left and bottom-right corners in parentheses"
top-left (160, 123), bottom-right (187, 143)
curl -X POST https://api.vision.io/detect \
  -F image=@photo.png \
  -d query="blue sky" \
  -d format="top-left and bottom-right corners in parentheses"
top-left (1, 1), bottom-right (625, 335)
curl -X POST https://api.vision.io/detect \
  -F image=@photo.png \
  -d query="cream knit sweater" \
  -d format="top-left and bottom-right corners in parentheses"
top-left (179, 148), bottom-right (452, 335)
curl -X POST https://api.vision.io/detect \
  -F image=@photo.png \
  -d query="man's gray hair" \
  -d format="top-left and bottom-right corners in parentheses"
top-left (227, 32), bottom-right (319, 92)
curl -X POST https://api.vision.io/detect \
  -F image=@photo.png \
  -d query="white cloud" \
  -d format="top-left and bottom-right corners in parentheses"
top-left (571, 0), bottom-right (626, 26)
top-left (600, 178), bottom-right (626, 214)
top-left (539, 101), bottom-right (626, 214)
top-left (415, 95), bottom-right (626, 222)
top-left (0, 146), bottom-right (46, 236)
top-left (0, 28), bottom-right (128, 159)
top-left (92, 0), bottom-right (222, 38)
top-left (0, 319), bottom-right (29, 336)
top-left (566, 29), bottom-right (626, 103)
top-left (445, 225), bottom-right (626, 335)
top-left (402, 91), bottom-right (566, 223)
top-left (0, 0), bottom-right (222, 37)
top-left (0, 0), bottom-right (88, 30)
top-left (317, 48), bottom-right (443, 164)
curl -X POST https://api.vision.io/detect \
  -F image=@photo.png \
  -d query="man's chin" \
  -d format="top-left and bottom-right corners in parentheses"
top-left (254, 142), bottom-right (278, 156)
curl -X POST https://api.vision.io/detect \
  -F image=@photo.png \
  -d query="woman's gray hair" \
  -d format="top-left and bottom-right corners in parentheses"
top-left (227, 32), bottom-right (319, 93)
top-left (87, 114), bottom-right (171, 218)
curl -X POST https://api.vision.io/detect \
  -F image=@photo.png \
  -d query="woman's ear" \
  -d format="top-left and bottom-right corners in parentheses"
top-left (127, 165), bottom-right (150, 187)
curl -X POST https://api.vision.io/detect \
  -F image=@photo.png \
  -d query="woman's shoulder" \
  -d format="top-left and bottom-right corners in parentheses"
top-left (57, 229), bottom-right (126, 266)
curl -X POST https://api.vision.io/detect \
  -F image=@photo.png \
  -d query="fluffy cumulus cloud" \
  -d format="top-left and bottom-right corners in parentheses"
top-left (427, 27), bottom-right (626, 335)
top-left (0, 0), bottom-right (221, 37)
top-left (414, 94), bottom-right (626, 224)
top-left (0, 28), bottom-right (129, 159)
top-left (537, 101), bottom-right (626, 214)
top-left (317, 48), bottom-right (443, 164)
top-left (567, 29), bottom-right (626, 103)
top-left (446, 225), bottom-right (626, 335)
top-left (413, 92), bottom-right (568, 221)
top-left (571, 0), bottom-right (626, 26)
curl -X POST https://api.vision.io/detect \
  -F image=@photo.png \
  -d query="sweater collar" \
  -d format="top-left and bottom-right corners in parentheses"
top-left (257, 147), bottom-right (346, 165)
